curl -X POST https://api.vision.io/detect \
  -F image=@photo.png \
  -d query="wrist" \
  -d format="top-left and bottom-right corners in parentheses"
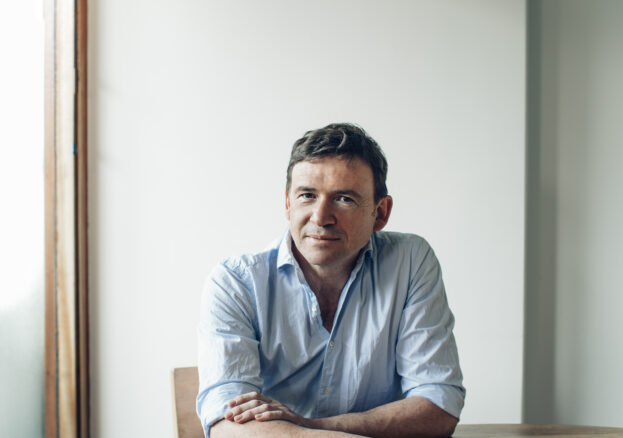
top-left (300, 416), bottom-right (325, 430)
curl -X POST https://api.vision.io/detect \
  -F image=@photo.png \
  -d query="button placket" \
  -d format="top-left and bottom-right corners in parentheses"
top-left (303, 284), bottom-right (324, 330)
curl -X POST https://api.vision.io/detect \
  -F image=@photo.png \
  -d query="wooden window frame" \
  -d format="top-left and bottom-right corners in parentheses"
top-left (44, 0), bottom-right (89, 436)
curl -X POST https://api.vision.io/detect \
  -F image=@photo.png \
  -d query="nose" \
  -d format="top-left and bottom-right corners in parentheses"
top-left (311, 197), bottom-right (336, 227)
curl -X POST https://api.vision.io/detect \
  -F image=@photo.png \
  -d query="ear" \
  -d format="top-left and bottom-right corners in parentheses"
top-left (373, 195), bottom-right (393, 232)
top-left (285, 188), bottom-right (291, 221)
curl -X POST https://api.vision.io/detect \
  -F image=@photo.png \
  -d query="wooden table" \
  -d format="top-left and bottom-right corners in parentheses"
top-left (454, 424), bottom-right (623, 437)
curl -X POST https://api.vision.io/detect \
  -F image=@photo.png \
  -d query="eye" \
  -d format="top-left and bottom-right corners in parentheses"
top-left (336, 195), bottom-right (355, 204)
top-left (298, 192), bottom-right (316, 200)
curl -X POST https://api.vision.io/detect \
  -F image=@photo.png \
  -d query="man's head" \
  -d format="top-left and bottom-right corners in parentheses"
top-left (285, 123), bottom-right (392, 273)
top-left (286, 123), bottom-right (388, 204)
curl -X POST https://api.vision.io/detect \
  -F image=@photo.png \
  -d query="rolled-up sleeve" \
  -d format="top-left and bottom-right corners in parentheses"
top-left (196, 261), bottom-right (262, 437)
top-left (396, 243), bottom-right (466, 419)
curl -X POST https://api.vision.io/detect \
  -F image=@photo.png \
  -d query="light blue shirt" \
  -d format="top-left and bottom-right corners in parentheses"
top-left (197, 230), bottom-right (465, 437)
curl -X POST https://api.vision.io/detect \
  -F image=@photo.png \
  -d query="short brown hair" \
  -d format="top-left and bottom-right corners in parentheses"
top-left (286, 123), bottom-right (388, 202)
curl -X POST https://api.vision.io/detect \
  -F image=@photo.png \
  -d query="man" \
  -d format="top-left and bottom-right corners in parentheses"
top-left (197, 123), bottom-right (465, 438)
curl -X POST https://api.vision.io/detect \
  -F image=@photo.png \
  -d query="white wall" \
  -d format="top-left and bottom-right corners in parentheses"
top-left (0, 1), bottom-right (45, 436)
top-left (89, 1), bottom-right (526, 436)
top-left (524, 0), bottom-right (623, 426)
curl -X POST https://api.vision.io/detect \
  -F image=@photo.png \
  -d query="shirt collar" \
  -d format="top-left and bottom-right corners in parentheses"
top-left (277, 229), bottom-right (297, 269)
top-left (354, 235), bottom-right (375, 273)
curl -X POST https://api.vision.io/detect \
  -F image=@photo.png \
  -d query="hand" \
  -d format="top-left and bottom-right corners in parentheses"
top-left (225, 392), bottom-right (309, 426)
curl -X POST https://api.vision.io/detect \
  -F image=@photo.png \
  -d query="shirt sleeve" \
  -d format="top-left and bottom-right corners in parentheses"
top-left (196, 261), bottom-right (263, 437)
top-left (396, 240), bottom-right (466, 419)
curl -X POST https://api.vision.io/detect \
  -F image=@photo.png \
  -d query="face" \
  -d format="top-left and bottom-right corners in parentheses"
top-left (286, 156), bottom-right (392, 273)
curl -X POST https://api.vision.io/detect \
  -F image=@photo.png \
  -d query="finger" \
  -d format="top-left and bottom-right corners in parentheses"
top-left (232, 403), bottom-right (279, 424)
top-left (227, 391), bottom-right (271, 407)
top-left (255, 405), bottom-right (302, 425)
top-left (228, 399), bottom-right (266, 417)
top-left (254, 410), bottom-right (283, 421)
top-left (233, 409), bottom-right (258, 424)
top-left (233, 403), bottom-right (285, 423)
top-left (228, 392), bottom-right (262, 407)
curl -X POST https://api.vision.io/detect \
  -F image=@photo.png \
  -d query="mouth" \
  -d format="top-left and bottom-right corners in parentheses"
top-left (306, 234), bottom-right (340, 241)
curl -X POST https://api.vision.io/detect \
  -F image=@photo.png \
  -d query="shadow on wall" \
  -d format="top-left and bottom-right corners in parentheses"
top-left (523, 0), bottom-right (557, 423)
top-left (524, 0), bottom-right (609, 424)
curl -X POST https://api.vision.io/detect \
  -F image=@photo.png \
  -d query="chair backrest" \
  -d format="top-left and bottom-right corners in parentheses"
top-left (171, 367), bottom-right (204, 438)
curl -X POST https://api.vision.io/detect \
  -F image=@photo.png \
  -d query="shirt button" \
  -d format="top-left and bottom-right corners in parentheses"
top-left (329, 340), bottom-right (335, 348)
top-left (324, 387), bottom-right (331, 394)
top-left (311, 305), bottom-right (317, 312)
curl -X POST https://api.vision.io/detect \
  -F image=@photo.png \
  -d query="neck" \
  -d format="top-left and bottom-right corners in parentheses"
top-left (291, 243), bottom-right (355, 301)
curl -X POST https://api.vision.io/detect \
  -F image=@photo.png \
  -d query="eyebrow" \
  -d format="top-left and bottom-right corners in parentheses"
top-left (293, 186), bottom-right (317, 193)
top-left (293, 186), bottom-right (364, 201)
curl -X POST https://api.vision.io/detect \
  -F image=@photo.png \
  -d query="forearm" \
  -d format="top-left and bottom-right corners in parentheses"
top-left (211, 418), bottom-right (368, 438)
top-left (303, 397), bottom-right (457, 438)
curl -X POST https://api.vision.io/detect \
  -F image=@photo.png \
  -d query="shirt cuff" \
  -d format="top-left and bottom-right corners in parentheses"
top-left (405, 383), bottom-right (466, 419)
top-left (197, 382), bottom-right (261, 437)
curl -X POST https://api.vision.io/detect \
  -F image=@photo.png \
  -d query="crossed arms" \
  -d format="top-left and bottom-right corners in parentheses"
top-left (211, 392), bottom-right (458, 438)
top-left (199, 236), bottom-right (465, 438)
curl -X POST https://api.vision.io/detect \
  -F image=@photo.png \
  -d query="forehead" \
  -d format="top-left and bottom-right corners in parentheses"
top-left (290, 156), bottom-right (374, 194)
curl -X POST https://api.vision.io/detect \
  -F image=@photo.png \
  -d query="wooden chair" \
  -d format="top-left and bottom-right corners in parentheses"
top-left (171, 367), bottom-right (204, 438)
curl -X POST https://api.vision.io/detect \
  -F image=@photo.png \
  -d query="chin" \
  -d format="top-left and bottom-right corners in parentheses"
top-left (302, 251), bottom-right (339, 267)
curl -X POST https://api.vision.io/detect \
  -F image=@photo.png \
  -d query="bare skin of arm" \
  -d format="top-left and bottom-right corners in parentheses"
top-left (211, 418), bottom-right (367, 438)
top-left (305, 397), bottom-right (457, 438)
top-left (212, 392), bottom-right (457, 438)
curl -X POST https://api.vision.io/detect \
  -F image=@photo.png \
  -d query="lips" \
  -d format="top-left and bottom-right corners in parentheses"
top-left (306, 234), bottom-right (340, 241)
